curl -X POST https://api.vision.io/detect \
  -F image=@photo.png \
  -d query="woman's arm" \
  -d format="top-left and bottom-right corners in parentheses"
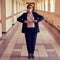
top-left (17, 13), bottom-right (25, 23)
top-left (35, 12), bottom-right (44, 22)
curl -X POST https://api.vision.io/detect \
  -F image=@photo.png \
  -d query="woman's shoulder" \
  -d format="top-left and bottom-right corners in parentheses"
top-left (22, 12), bottom-right (27, 15)
top-left (33, 12), bottom-right (39, 15)
top-left (32, 11), bottom-right (37, 14)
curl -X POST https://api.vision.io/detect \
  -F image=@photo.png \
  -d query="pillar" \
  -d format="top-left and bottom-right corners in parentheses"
top-left (1, 0), bottom-right (6, 33)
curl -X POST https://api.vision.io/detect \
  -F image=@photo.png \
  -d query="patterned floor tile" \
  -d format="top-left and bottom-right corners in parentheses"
top-left (40, 57), bottom-right (49, 60)
top-left (47, 51), bottom-right (60, 60)
top-left (10, 57), bottom-right (20, 60)
top-left (20, 57), bottom-right (40, 60)
top-left (11, 51), bottom-right (21, 57)
top-left (38, 45), bottom-right (46, 52)
top-left (0, 21), bottom-right (60, 60)
top-left (47, 49), bottom-right (55, 52)
top-left (21, 45), bottom-right (28, 56)
top-left (13, 49), bottom-right (21, 52)
top-left (14, 44), bottom-right (23, 49)
top-left (44, 43), bottom-right (54, 49)
top-left (20, 57), bottom-right (30, 60)
top-left (34, 51), bottom-right (39, 57)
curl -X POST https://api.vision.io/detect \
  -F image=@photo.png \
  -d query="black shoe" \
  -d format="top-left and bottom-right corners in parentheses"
top-left (28, 54), bottom-right (31, 59)
top-left (31, 54), bottom-right (34, 59)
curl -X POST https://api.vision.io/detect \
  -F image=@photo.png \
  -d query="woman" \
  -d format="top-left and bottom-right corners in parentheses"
top-left (17, 4), bottom-right (44, 59)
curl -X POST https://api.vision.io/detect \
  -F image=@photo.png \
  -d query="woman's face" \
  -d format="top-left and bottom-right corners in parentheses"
top-left (27, 6), bottom-right (33, 13)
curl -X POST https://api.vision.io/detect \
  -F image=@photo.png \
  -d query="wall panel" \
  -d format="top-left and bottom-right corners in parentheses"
top-left (6, 0), bottom-right (12, 17)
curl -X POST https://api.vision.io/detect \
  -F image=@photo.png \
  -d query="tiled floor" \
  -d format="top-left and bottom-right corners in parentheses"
top-left (0, 21), bottom-right (60, 60)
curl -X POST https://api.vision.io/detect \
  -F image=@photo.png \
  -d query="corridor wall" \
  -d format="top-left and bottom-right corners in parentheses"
top-left (37, 0), bottom-right (60, 31)
top-left (6, 0), bottom-right (12, 32)
top-left (0, 0), bottom-right (2, 38)
top-left (0, 0), bottom-right (25, 35)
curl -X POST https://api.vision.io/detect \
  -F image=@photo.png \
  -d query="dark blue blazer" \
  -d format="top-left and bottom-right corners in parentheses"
top-left (17, 12), bottom-right (44, 33)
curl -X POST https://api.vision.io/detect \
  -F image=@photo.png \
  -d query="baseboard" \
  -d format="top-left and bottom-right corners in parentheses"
top-left (2, 23), bottom-right (18, 34)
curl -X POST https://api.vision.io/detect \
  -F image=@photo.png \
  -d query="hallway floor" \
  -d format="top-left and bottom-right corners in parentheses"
top-left (0, 21), bottom-right (60, 60)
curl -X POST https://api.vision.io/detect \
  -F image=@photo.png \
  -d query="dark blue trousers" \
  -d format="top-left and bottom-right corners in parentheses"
top-left (25, 28), bottom-right (37, 54)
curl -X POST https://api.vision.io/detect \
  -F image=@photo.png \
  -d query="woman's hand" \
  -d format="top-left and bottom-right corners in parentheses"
top-left (33, 20), bottom-right (38, 23)
top-left (24, 20), bottom-right (38, 24)
top-left (24, 20), bottom-right (33, 23)
top-left (24, 20), bottom-right (28, 23)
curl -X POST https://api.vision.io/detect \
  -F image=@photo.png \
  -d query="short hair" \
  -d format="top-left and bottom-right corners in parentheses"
top-left (27, 4), bottom-right (33, 8)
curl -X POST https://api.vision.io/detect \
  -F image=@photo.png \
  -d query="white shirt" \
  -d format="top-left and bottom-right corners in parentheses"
top-left (27, 13), bottom-right (35, 28)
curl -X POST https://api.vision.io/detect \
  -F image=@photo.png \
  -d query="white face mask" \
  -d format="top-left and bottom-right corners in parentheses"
top-left (27, 9), bottom-right (33, 12)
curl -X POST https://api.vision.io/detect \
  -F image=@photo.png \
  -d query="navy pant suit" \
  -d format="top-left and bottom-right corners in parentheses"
top-left (17, 12), bottom-right (44, 54)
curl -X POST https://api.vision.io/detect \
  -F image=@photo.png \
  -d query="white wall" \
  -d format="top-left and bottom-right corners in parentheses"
top-left (14, 0), bottom-right (17, 14)
top-left (6, 18), bottom-right (12, 32)
top-left (45, 0), bottom-right (48, 11)
top-left (50, 0), bottom-right (55, 12)
top-left (6, 0), bottom-right (12, 17)
top-left (14, 15), bottom-right (17, 24)
top-left (5, 0), bottom-right (12, 32)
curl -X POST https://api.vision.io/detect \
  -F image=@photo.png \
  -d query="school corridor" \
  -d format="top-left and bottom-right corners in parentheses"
top-left (0, 0), bottom-right (60, 60)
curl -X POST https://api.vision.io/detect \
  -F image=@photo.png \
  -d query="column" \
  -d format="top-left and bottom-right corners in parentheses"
top-left (12, 0), bottom-right (14, 25)
top-left (1, 0), bottom-right (6, 33)
top-left (55, 0), bottom-right (60, 14)
top-left (48, 0), bottom-right (50, 12)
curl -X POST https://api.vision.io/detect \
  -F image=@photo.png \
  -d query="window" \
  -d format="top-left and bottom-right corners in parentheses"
top-left (37, 3), bottom-right (40, 10)
top-left (50, 0), bottom-right (55, 12)
top-left (45, 0), bottom-right (48, 11)
top-left (42, 0), bottom-right (44, 11)
top-left (40, 3), bottom-right (42, 10)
